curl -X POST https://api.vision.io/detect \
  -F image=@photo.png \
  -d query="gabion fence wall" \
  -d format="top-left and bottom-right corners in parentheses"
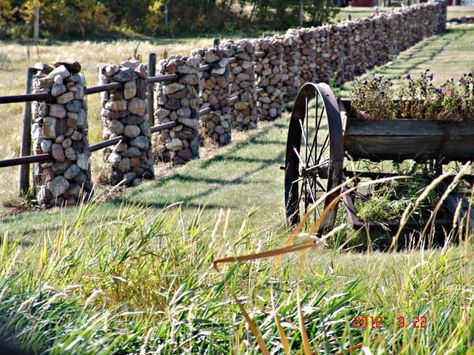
top-left (25, 2), bottom-right (446, 209)
top-left (32, 62), bottom-right (92, 207)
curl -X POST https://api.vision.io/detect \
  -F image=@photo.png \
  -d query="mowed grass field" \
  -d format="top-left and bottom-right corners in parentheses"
top-left (1, 14), bottom-right (474, 354)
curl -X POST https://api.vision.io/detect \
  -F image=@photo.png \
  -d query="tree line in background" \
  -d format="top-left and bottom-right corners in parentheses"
top-left (0, 0), bottom-right (339, 39)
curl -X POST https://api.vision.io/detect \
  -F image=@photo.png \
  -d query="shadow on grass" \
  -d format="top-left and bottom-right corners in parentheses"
top-left (114, 127), bottom-right (287, 210)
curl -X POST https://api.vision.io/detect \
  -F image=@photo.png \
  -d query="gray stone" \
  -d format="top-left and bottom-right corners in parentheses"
top-left (215, 126), bottom-right (225, 135)
top-left (122, 147), bottom-right (141, 157)
top-left (51, 84), bottom-right (67, 97)
top-left (64, 147), bottom-right (77, 161)
top-left (108, 152), bottom-right (121, 165)
top-left (211, 67), bottom-right (226, 75)
top-left (163, 83), bottom-right (185, 95)
top-left (43, 117), bottom-right (57, 139)
top-left (130, 136), bottom-right (149, 149)
top-left (118, 158), bottom-right (131, 172)
top-left (71, 131), bottom-right (83, 140)
top-left (179, 74), bottom-right (198, 85)
top-left (140, 119), bottom-right (151, 137)
top-left (124, 125), bottom-right (141, 138)
top-left (47, 176), bottom-right (70, 198)
top-left (110, 120), bottom-right (124, 135)
top-left (66, 100), bottom-right (83, 113)
top-left (165, 138), bottom-right (183, 151)
top-left (124, 172), bottom-right (137, 185)
top-left (124, 80), bottom-right (137, 100)
top-left (128, 98), bottom-right (146, 116)
top-left (113, 67), bottom-right (136, 82)
top-left (52, 144), bottom-right (65, 162)
top-left (177, 107), bottom-right (191, 118)
top-left (77, 153), bottom-right (89, 170)
top-left (64, 164), bottom-right (81, 179)
top-left (40, 139), bottom-right (52, 153)
top-left (123, 115), bottom-right (144, 125)
top-left (105, 100), bottom-right (128, 112)
top-left (178, 117), bottom-right (199, 130)
top-left (104, 64), bottom-right (119, 76)
top-left (57, 91), bottom-right (74, 104)
top-left (204, 51), bottom-right (220, 63)
top-left (48, 65), bottom-right (70, 80)
top-left (49, 105), bottom-right (67, 118)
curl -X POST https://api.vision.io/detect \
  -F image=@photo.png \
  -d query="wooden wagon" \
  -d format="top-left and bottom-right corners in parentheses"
top-left (284, 83), bottom-right (474, 233)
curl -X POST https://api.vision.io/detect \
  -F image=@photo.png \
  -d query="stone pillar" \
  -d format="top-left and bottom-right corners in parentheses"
top-left (313, 26), bottom-right (332, 83)
top-left (154, 55), bottom-right (201, 165)
top-left (31, 62), bottom-right (91, 207)
top-left (437, 1), bottom-right (447, 33)
top-left (254, 37), bottom-right (284, 121)
top-left (349, 20), bottom-right (368, 77)
top-left (100, 60), bottom-right (153, 187)
top-left (279, 33), bottom-right (301, 109)
top-left (339, 23), bottom-right (354, 83)
top-left (192, 47), bottom-right (232, 146)
top-left (287, 28), bottom-right (316, 84)
top-left (224, 40), bottom-right (258, 131)
top-left (328, 25), bottom-right (346, 86)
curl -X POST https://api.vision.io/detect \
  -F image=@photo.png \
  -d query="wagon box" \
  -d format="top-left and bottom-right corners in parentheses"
top-left (284, 83), bottom-right (474, 234)
top-left (342, 101), bottom-right (474, 163)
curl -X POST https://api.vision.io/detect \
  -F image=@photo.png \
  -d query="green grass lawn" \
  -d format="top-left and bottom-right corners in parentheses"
top-left (2, 22), bottom-right (474, 355)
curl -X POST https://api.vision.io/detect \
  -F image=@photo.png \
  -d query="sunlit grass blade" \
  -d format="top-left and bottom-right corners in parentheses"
top-left (232, 293), bottom-right (270, 355)
top-left (213, 239), bottom-right (315, 270)
top-left (271, 289), bottom-right (290, 355)
top-left (297, 286), bottom-right (313, 355)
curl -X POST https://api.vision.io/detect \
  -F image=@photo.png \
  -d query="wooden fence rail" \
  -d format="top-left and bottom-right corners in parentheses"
top-left (0, 46), bottom-right (267, 197)
top-left (0, 93), bottom-right (242, 168)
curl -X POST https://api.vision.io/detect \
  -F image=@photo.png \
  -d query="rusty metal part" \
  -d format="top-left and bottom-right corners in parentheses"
top-left (284, 82), bottom-right (344, 230)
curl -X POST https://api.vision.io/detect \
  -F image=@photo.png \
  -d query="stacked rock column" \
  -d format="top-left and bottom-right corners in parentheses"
top-left (287, 28), bottom-right (316, 85)
top-left (154, 55), bottom-right (201, 165)
top-left (254, 37), bottom-right (284, 121)
top-left (349, 20), bottom-right (368, 77)
top-left (100, 61), bottom-right (153, 187)
top-left (339, 23), bottom-right (354, 83)
top-left (437, 1), bottom-right (447, 33)
top-left (192, 48), bottom-right (232, 146)
top-left (279, 33), bottom-right (301, 109)
top-left (224, 40), bottom-right (258, 131)
top-left (313, 26), bottom-right (332, 83)
top-left (31, 62), bottom-right (91, 207)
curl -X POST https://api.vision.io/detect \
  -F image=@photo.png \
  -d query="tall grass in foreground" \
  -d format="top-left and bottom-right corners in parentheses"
top-left (0, 174), bottom-right (474, 353)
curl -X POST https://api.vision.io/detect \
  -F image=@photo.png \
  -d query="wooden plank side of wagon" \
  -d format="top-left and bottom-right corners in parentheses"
top-left (344, 120), bottom-right (474, 162)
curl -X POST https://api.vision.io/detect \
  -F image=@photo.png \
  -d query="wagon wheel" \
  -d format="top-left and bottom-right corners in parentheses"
top-left (284, 83), bottom-right (344, 232)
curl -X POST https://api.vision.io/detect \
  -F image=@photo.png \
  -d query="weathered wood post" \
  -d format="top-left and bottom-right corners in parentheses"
top-left (148, 53), bottom-right (156, 126)
top-left (31, 62), bottom-right (92, 207)
top-left (19, 67), bottom-right (35, 195)
top-left (99, 60), bottom-right (154, 186)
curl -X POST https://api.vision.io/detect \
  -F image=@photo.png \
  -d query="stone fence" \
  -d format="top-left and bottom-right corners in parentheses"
top-left (28, 2), bottom-right (446, 207)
